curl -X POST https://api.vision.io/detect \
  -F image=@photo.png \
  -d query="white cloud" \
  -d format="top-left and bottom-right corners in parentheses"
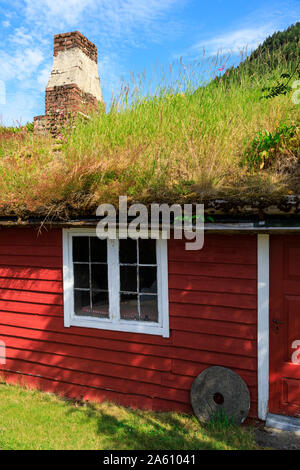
top-left (23, 0), bottom-right (182, 42)
top-left (102, 0), bottom-right (181, 27)
top-left (24, 0), bottom-right (179, 24)
top-left (191, 26), bottom-right (276, 56)
top-left (15, 49), bottom-right (44, 79)
top-left (2, 20), bottom-right (10, 28)
top-left (9, 28), bottom-right (33, 46)
top-left (25, 0), bottom-right (96, 28)
top-left (0, 48), bottom-right (44, 82)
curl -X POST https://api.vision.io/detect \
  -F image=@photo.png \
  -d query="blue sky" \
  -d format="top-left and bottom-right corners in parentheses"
top-left (0, 0), bottom-right (299, 125)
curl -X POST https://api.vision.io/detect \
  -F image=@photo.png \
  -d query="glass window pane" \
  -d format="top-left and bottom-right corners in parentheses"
top-left (139, 267), bottom-right (157, 293)
top-left (74, 263), bottom-right (90, 289)
top-left (73, 237), bottom-right (89, 262)
top-left (91, 291), bottom-right (109, 318)
top-left (139, 239), bottom-right (156, 264)
top-left (119, 239), bottom-right (137, 264)
top-left (120, 293), bottom-right (138, 321)
top-left (120, 266), bottom-right (137, 292)
top-left (90, 237), bottom-right (107, 263)
top-left (91, 264), bottom-right (108, 290)
top-left (140, 294), bottom-right (158, 322)
top-left (74, 290), bottom-right (91, 316)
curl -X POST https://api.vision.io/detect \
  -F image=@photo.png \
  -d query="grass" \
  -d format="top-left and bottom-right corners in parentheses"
top-left (0, 51), bottom-right (299, 219)
top-left (0, 382), bottom-right (261, 450)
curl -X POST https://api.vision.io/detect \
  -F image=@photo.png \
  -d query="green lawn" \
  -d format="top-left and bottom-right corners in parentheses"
top-left (0, 382), bottom-right (261, 450)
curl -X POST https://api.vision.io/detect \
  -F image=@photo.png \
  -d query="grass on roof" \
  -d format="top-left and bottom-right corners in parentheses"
top-left (0, 50), bottom-right (299, 219)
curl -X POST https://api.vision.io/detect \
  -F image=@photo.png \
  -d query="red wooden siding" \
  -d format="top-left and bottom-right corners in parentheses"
top-left (269, 235), bottom-right (300, 417)
top-left (0, 228), bottom-right (258, 416)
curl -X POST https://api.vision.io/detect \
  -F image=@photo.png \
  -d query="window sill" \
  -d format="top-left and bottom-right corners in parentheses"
top-left (65, 316), bottom-right (170, 338)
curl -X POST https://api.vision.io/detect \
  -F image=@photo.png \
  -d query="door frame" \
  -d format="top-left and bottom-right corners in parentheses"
top-left (257, 234), bottom-right (270, 420)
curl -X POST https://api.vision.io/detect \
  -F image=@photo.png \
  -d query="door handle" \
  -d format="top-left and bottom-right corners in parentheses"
top-left (272, 319), bottom-right (284, 332)
top-left (272, 319), bottom-right (284, 325)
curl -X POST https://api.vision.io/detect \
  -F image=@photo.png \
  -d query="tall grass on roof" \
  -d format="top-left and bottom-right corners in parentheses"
top-left (0, 48), bottom-right (299, 219)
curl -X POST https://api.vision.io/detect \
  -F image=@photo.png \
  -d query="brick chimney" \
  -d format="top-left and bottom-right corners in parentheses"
top-left (34, 31), bottom-right (103, 134)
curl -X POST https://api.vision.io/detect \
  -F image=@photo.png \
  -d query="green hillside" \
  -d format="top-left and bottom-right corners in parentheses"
top-left (247, 21), bottom-right (300, 68)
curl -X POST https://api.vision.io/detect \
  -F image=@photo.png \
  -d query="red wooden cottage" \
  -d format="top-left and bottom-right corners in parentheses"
top-left (0, 32), bottom-right (299, 431)
top-left (1, 217), bottom-right (300, 427)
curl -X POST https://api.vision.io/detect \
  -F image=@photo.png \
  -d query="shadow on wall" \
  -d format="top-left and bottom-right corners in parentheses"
top-left (0, 228), bottom-right (259, 418)
top-left (0, 226), bottom-right (180, 412)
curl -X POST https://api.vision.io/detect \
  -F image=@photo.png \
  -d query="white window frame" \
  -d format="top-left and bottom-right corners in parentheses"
top-left (62, 228), bottom-right (169, 337)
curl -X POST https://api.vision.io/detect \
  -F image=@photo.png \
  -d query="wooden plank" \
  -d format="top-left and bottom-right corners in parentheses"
top-left (0, 358), bottom-right (188, 403)
top-left (1, 371), bottom-right (155, 410)
top-left (1, 335), bottom-right (172, 372)
top-left (170, 348), bottom-right (257, 371)
top-left (3, 346), bottom-right (168, 387)
top-left (0, 300), bottom-right (63, 316)
top-left (0, 312), bottom-right (172, 346)
top-left (0, 278), bottom-right (63, 293)
top-left (0, 288), bottom-right (63, 305)
top-left (3, 343), bottom-right (258, 396)
top-left (172, 360), bottom-right (257, 386)
top-left (0, 256), bottom-right (62, 268)
top-left (168, 235), bottom-right (257, 264)
top-left (0, 245), bottom-right (61, 257)
top-left (170, 302), bottom-right (257, 324)
top-left (173, 331), bottom-right (256, 357)
top-left (0, 323), bottom-right (257, 371)
top-left (168, 261), bottom-right (256, 279)
top-left (0, 266), bottom-right (62, 281)
top-left (171, 317), bottom-right (256, 340)
top-left (169, 274), bottom-right (256, 295)
top-left (0, 312), bottom-right (257, 357)
top-left (1, 369), bottom-right (259, 416)
top-left (0, 228), bottom-right (62, 246)
top-left (169, 289), bottom-right (256, 309)
top-left (1, 358), bottom-right (161, 396)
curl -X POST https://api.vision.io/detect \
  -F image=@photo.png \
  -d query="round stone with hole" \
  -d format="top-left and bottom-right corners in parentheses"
top-left (190, 366), bottom-right (250, 425)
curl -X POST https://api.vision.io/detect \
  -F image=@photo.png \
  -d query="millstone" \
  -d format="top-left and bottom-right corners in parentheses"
top-left (190, 366), bottom-right (250, 425)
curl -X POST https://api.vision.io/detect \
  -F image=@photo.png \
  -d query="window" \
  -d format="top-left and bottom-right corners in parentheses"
top-left (63, 229), bottom-right (169, 337)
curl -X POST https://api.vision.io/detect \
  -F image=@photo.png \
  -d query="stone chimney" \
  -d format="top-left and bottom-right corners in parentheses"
top-left (34, 31), bottom-right (103, 134)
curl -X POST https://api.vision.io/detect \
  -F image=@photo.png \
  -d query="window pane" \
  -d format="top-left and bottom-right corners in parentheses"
top-left (91, 291), bottom-right (109, 318)
top-left (73, 237), bottom-right (89, 262)
top-left (73, 237), bottom-right (110, 319)
top-left (90, 237), bottom-right (107, 263)
top-left (120, 266), bottom-right (137, 292)
top-left (72, 237), bottom-right (161, 326)
top-left (74, 263), bottom-right (89, 289)
top-left (120, 293), bottom-right (138, 320)
top-left (139, 239), bottom-right (156, 264)
top-left (139, 267), bottom-right (157, 293)
top-left (74, 290), bottom-right (91, 316)
top-left (91, 264), bottom-right (108, 290)
top-left (140, 295), bottom-right (158, 322)
top-left (119, 239), bottom-right (137, 264)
